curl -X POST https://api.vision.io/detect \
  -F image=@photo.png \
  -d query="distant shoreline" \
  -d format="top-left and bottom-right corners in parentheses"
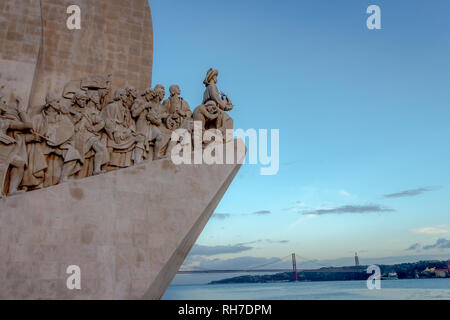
top-left (209, 259), bottom-right (450, 285)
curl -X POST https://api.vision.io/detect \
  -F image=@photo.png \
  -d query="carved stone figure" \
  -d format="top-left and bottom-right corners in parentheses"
top-left (22, 93), bottom-right (82, 189)
top-left (0, 84), bottom-right (6, 98)
top-left (0, 67), bottom-right (235, 196)
top-left (163, 85), bottom-right (192, 120)
top-left (163, 85), bottom-right (194, 151)
top-left (131, 88), bottom-right (163, 164)
top-left (87, 90), bottom-right (102, 111)
top-left (201, 68), bottom-right (234, 137)
top-left (63, 75), bottom-right (112, 112)
top-left (203, 68), bottom-right (233, 112)
top-left (153, 84), bottom-right (168, 116)
top-left (102, 89), bottom-right (138, 170)
top-left (70, 92), bottom-right (109, 177)
top-left (0, 94), bottom-right (33, 196)
top-left (193, 100), bottom-right (220, 129)
top-left (125, 86), bottom-right (138, 109)
top-left (151, 84), bottom-right (173, 158)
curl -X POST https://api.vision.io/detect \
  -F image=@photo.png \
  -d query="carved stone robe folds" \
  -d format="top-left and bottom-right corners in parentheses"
top-left (73, 105), bottom-right (109, 177)
top-left (202, 84), bottom-right (233, 133)
top-left (203, 83), bottom-right (232, 112)
top-left (102, 101), bottom-right (136, 169)
top-left (22, 111), bottom-right (82, 188)
top-left (131, 99), bottom-right (161, 157)
top-left (0, 115), bottom-right (28, 195)
top-left (163, 96), bottom-right (192, 119)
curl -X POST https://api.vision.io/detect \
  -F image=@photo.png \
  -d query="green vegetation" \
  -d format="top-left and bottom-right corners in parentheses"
top-left (209, 260), bottom-right (450, 285)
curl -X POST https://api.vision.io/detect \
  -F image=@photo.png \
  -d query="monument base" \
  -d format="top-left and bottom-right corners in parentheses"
top-left (0, 140), bottom-right (244, 300)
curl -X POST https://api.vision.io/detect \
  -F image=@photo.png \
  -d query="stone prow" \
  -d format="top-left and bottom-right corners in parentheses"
top-left (144, 157), bottom-right (243, 299)
top-left (0, 139), bottom-right (245, 299)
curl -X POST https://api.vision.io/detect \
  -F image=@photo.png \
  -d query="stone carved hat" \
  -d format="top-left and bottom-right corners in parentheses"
top-left (81, 74), bottom-right (111, 91)
top-left (203, 68), bottom-right (219, 85)
top-left (63, 75), bottom-right (111, 100)
top-left (63, 80), bottom-right (82, 100)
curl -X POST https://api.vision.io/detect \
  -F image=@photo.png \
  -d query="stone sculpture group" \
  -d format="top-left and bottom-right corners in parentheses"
top-left (0, 68), bottom-right (234, 197)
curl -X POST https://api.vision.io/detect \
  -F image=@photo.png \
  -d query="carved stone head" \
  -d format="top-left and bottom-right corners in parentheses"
top-left (154, 84), bottom-right (165, 102)
top-left (0, 95), bottom-right (7, 115)
top-left (73, 91), bottom-right (88, 108)
top-left (166, 113), bottom-right (181, 130)
top-left (0, 88), bottom-right (11, 110)
top-left (143, 87), bottom-right (156, 102)
top-left (87, 91), bottom-right (100, 106)
top-left (169, 85), bottom-right (181, 97)
top-left (203, 68), bottom-right (219, 86)
top-left (114, 89), bottom-right (128, 104)
top-left (126, 86), bottom-right (138, 99)
top-left (45, 92), bottom-right (61, 112)
top-left (205, 100), bottom-right (218, 114)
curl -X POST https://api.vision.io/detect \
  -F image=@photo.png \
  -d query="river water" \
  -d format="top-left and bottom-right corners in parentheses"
top-left (163, 278), bottom-right (450, 300)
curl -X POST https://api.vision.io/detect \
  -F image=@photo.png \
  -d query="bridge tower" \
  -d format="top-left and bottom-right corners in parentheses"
top-left (292, 253), bottom-right (298, 282)
top-left (355, 252), bottom-right (360, 266)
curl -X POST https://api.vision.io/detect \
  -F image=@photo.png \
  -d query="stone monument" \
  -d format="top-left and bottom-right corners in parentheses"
top-left (0, 1), bottom-right (244, 299)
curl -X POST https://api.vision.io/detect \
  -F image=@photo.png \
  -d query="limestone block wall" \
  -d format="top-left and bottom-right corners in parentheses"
top-left (30, 0), bottom-right (154, 107)
top-left (0, 0), bottom-right (42, 107)
top-left (0, 0), bottom-right (153, 107)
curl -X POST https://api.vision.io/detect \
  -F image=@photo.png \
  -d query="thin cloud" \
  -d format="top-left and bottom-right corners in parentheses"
top-left (262, 239), bottom-right (289, 244)
top-left (188, 256), bottom-right (286, 270)
top-left (190, 244), bottom-right (252, 257)
top-left (406, 243), bottom-right (421, 251)
top-left (283, 201), bottom-right (306, 212)
top-left (236, 239), bottom-right (289, 246)
top-left (300, 205), bottom-right (394, 216)
top-left (383, 186), bottom-right (440, 199)
top-left (253, 210), bottom-right (271, 215)
top-left (423, 238), bottom-right (450, 250)
top-left (212, 213), bottom-right (231, 220)
top-left (412, 227), bottom-right (449, 235)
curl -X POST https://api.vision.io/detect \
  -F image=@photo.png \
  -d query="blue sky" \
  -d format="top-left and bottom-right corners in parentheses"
top-left (150, 0), bottom-right (450, 273)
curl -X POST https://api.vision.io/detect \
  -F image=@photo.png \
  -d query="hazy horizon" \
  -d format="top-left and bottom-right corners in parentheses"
top-left (149, 0), bottom-right (450, 285)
